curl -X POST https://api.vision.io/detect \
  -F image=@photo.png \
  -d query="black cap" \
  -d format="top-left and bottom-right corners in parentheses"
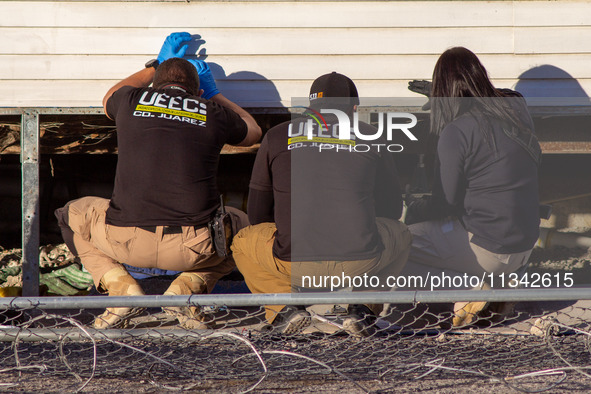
top-left (308, 72), bottom-right (360, 110)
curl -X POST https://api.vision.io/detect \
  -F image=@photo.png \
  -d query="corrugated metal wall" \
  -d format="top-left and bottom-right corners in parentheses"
top-left (1, 1), bottom-right (590, 108)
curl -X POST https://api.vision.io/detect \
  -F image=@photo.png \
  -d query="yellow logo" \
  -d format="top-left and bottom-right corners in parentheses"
top-left (135, 105), bottom-right (206, 121)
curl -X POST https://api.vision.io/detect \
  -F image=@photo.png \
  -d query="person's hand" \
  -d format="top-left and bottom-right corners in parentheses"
top-left (187, 59), bottom-right (220, 99)
top-left (408, 80), bottom-right (432, 97)
top-left (157, 32), bottom-right (192, 63)
top-left (408, 80), bottom-right (432, 110)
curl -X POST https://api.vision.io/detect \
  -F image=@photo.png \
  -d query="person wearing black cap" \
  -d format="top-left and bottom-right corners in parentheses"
top-left (55, 32), bottom-right (262, 329)
top-left (231, 72), bottom-right (411, 336)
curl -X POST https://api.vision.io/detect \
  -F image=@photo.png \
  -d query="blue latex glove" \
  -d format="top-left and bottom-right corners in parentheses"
top-left (188, 59), bottom-right (220, 99)
top-left (157, 32), bottom-right (192, 63)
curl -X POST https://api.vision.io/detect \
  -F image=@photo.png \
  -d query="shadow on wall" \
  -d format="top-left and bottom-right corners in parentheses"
top-left (184, 34), bottom-right (284, 109)
top-left (515, 65), bottom-right (591, 230)
top-left (210, 65), bottom-right (285, 110)
top-left (514, 65), bottom-right (589, 98)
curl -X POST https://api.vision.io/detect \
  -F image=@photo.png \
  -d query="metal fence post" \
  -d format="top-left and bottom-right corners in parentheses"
top-left (21, 110), bottom-right (40, 297)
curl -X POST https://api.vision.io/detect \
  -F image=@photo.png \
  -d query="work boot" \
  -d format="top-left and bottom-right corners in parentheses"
top-left (163, 272), bottom-right (210, 329)
top-left (452, 282), bottom-right (491, 327)
top-left (267, 306), bottom-right (311, 335)
top-left (452, 300), bottom-right (489, 327)
top-left (342, 305), bottom-right (377, 338)
top-left (94, 266), bottom-right (145, 329)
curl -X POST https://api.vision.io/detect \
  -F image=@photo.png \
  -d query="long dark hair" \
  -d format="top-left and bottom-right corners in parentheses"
top-left (430, 47), bottom-right (533, 140)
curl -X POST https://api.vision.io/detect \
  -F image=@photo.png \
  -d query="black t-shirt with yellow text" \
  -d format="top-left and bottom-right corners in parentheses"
top-left (248, 116), bottom-right (403, 262)
top-left (105, 86), bottom-right (247, 227)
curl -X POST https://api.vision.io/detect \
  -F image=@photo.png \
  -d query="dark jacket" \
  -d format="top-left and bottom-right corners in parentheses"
top-left (432, 97), bottom-right (541, 253)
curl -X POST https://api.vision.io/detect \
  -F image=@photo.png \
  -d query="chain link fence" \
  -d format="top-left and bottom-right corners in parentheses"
top-left (0, 290), bottom-right (590, 393)
top-left (2, 244), bottom-right (591, 392)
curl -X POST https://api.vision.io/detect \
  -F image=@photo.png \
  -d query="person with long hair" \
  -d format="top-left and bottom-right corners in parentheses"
top-left (402, 47), bottom-right (542, 326)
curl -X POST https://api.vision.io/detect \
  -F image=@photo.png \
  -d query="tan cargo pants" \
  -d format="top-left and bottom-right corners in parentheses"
top-left (231, 218), bottom-right (412, 322)
top-left (55, 196), bottom-right (247, 293)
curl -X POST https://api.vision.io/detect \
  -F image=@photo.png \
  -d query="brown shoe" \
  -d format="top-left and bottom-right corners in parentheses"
top-left (342, 305), bottom-right (378, 338)
top-left (267, 306), bottom-right (311, 335)
top-left (94, 307), bottom-right (145, 329)
top-left (452, 300), bottom-right (489, 327)
top-left (452, 282), bottom-right (492, 327)
top-left (94, 266), bottom-right (145, 329)
top-left (163, 272), bottom-right (210, 329)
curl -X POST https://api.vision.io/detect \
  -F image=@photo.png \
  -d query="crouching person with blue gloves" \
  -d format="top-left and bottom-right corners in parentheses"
top-left (55, 32), bottom-right (261, 329)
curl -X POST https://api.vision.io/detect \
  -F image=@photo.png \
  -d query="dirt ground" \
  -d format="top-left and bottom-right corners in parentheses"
top-left (2, 229), bottom-right (591, 393)
top-left (1, 377), bottom-right (586, 393)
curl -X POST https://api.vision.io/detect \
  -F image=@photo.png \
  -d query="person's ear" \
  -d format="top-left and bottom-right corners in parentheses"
top-left (198, 89), bottom-right (204, 97)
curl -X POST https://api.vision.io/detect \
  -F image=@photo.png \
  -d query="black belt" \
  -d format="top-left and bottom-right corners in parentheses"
top-left (138, 225), bottom-right (201, 235)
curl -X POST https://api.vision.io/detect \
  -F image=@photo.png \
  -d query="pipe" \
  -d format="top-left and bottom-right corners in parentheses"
top-left (0, 288), bottom-right (590, 310)
top-left (537, 227), bottom-right (591, 249)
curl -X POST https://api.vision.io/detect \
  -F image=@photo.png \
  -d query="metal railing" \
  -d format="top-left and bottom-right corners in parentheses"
top-left (1, 288), bottom-right (591, 310)
top-left (1, 107), bottom-right (105, 296)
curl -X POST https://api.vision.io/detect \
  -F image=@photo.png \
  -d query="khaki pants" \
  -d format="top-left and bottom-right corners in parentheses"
top-left (400, 219), bottom-right (533, 290)
top-left (231, 218), bottom-right (412, 322)
top-left (55, 196), bottom-right (247, 293)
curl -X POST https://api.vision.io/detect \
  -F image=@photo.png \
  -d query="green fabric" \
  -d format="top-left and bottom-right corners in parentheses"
top-left (40, 264), bottom-right (94, 296)
top-left (0, 266), bottom-right (21, 284)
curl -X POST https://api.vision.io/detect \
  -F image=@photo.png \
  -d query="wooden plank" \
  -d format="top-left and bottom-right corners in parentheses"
top-left (0, 27), bottom-right (515, 55)
top-left (0, 79), bottom-right (427, 107)
top-left (516, 27), bottom-right (591, 54)
top-left (0, 141), bottom-right (260, 156)
top-left (2, 79), bottom-right (591, 108)
top-left (0, 80), bottom-right (295, 107)
top-left (515, 1), bottom-right (591, 27)
top-left (4, 54), bottom-right (591, 81)
top-left (0, 1), bottom-right (514, 28)
top-left (540, 141), bottom-right (591, 154)
top-left (0, 55), bottom-right (143, 80)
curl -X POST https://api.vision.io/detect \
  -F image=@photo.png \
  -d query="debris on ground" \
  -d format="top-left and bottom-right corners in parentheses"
top-left (0, 244), bottom-right (93, 296)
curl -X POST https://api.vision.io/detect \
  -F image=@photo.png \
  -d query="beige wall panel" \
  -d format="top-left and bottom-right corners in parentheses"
top-left (0, 27), bottom-right (514, 56)
top-left (0, 80), bottom-right (431, 107)
top-left (515, 1), bottom-right (591, 27)
top-left (1, 1), bottom-right (590, 107)
top-left (3, 54), bottom-right (591, 81)
top-left (0, 1), bottom-right (513, 28)
top-left (515, 27), bottom-right (591, 54)
top-left (2, 79), bottom-right (590, 108)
